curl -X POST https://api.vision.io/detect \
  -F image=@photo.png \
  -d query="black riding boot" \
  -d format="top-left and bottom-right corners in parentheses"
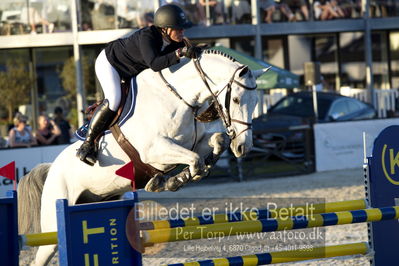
top-left (76, 100), bottom-right (117, 166)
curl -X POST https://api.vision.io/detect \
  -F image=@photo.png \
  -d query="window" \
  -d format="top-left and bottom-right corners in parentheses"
top-left (330, 99), bottom-right (350, 118)
top-left (372, 32), bottom-right (390, 89)
top-left (347, 99), bottom-right (364, 113)
top-left (340, 32), bottom-right (365, 88)
top-left (314, 34), bottom-right (339, 91)
top-left (391, 32), bottom-right (399, 89)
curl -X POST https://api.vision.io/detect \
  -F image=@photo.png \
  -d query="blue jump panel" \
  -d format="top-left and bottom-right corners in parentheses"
top-left (368, 125), bottom-right (399, 266)
top-left (56, 192), bottom-right (142, 266)
top-left (0, 190), bottom-right (19, 266)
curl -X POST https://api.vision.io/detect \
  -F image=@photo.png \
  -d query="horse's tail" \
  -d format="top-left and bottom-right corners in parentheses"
top-left (17, 163), bottom-right (51, 234)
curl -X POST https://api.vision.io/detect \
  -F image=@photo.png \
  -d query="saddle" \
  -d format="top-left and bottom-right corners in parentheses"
top-left (84, 80), bottom-right (162, 189)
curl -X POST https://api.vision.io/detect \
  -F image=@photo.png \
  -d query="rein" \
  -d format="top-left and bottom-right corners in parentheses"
top-left (158, 71), bottom-right (199, 151)
top-left (159, 56), bottom-right (257, 140)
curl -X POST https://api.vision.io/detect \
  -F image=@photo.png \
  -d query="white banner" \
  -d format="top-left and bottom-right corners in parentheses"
top-left (0, 145), bottom-right (68, 196)
top-left (314, 118), bottom-right (399, 172)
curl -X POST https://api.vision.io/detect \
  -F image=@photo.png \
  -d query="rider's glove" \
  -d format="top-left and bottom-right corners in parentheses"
top-left (178, 46), bottom-right (202, 59)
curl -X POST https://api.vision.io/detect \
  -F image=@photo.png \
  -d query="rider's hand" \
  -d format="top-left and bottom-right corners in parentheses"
top-left (178, 46), bottom-right (202, 59)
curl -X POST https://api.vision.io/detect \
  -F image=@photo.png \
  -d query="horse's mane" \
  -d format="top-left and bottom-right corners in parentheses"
top-left (203, 49), bottom-right (237, 63)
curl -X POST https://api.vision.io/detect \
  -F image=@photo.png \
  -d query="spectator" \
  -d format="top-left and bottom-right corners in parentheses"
top-left (8, 111), bottom-right (23, 132)
top-left (280, 0), bottom-right (310, 21)
top-left (136, 12), bottom-right (154, 28)
top-left (314, 0), bottom-right (345, 20)
top-left (279, 2), bottom-right (297, 21)
top-left (53, 106), bottom-right (72, 144)
top-left (0, 137), bottom-right (7, 148)
top-left (81, 0), bottom-right (94, 30)
top-left (298, 0), bottom-right (310, 20)
top-left (35, 114), bottom-right (61, 146)
top-left (231, 0), bottom-right (252, 24)
top-left (338, 0), bottom-right (357, 18)
top-left (20, 6), bottom-right (54, 34)
top-left (8, 114), bottom-right (37, 148)
top-left (260, 0), bottom-right (277, 23)
top-left (198, 0), bottom-right (224, 25)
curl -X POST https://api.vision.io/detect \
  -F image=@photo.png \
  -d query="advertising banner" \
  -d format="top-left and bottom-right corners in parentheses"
top-left (0, 145), bottom-right (68, 196)
top-left (314, 118), bottom-right (399, 172)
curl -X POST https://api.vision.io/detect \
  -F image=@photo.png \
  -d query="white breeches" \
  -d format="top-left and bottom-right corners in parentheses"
top-left (95, 49), bottom-right (122, 111)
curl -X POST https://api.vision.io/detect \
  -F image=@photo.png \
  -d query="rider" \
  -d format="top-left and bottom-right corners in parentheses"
top-left (76, 4), bottom-right (201, 166)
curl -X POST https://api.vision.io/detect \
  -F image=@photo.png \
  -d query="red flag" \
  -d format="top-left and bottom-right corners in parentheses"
top-left (116, 161), bottom-right (135, 190)
top-left (0, 161), bottom-right (16, 181)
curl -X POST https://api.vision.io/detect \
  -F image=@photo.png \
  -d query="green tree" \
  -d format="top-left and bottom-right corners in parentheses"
top-left (59, 56), bottom-right (96, 127)
top-left (0, 59), bottom-right (31, 122)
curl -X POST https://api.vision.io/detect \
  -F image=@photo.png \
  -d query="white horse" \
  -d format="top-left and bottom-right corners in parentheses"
top-left (18, 49), bottom-right (267, 265)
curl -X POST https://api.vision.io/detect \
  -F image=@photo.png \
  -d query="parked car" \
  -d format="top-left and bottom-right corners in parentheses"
top-left (251, 91), bottom-right (377, 159)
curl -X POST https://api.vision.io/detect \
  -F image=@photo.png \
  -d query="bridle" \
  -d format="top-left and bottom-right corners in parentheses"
top-left (193, 59), bottom-right (257, 140)
top-left (159, 57), bottom-right (257, 140)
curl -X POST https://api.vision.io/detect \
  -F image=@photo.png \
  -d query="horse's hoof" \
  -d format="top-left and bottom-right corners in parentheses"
top-left (192, 167), bottom-right (211, 182)
top-left (192, 174), bottom-right (203, 182)
top-left (166, 170), bottom-right (191, 191)
top-left (144, 175), bottom-right (165, 192)
top-left (166, 178), bottom-right (183, 192)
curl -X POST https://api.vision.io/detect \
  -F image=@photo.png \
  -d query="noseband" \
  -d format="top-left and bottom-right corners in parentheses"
top-left (193, 59), bottom-right (256, 140)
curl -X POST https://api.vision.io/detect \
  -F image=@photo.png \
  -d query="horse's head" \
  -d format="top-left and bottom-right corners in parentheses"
top-left (221, 65), bottom-right (268, 157)
top-left (198, 50), bottom-right (270, 157)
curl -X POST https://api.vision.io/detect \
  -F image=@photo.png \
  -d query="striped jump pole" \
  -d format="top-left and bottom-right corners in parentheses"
top-left (142, 206), bottom-right (399, 245)
top-left (17, 199), bottom-right (367, 248)
top-left (140, 199), bottom-right (367, 230)
top-left (165, 242), bottom-right (369, 266)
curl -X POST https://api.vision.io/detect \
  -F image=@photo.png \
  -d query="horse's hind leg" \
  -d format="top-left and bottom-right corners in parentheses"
top-left (31, 245), bottom-right (58, 266)
top-left (31, 189), bottom-right (62, 266)
top-left (32, 165), bottom-right (72, 266)
top-left (192, 132), bottom-right (230, 181)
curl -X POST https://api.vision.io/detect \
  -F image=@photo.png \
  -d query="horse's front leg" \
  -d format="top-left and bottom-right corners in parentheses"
top-left (142, 137), bottom-right (204, 192)
top-left (192, 132), bottom-right (230, 182)
top-left (164, 132), bottom-right (230, 191)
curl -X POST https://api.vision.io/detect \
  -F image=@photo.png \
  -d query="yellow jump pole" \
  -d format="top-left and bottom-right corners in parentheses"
top-left (141, 199), bottom-right (367, 230)
top-left (18, 199), bottom-right (368, 246)
top-left (165, 242), bottom-right (369, 266)
top-left (19, 232), bottom-right (58, 247)
top-left (142, 206), bottom-right (399, 245)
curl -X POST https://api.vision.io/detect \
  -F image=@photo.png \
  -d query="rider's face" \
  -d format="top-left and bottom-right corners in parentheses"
top-left (167, 28), bottom-right (184, 42)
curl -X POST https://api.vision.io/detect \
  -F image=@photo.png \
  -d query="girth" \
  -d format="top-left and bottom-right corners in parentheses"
top-left (109, 81), bottom-right (163, 186)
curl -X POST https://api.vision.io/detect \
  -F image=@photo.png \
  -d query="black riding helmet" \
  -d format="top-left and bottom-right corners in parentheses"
top-left (154, 4), bottom-right (192, 30)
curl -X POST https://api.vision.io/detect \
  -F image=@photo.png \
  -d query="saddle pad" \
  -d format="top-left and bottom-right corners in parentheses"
top-left (75, 78), bottom-right (138, 140)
